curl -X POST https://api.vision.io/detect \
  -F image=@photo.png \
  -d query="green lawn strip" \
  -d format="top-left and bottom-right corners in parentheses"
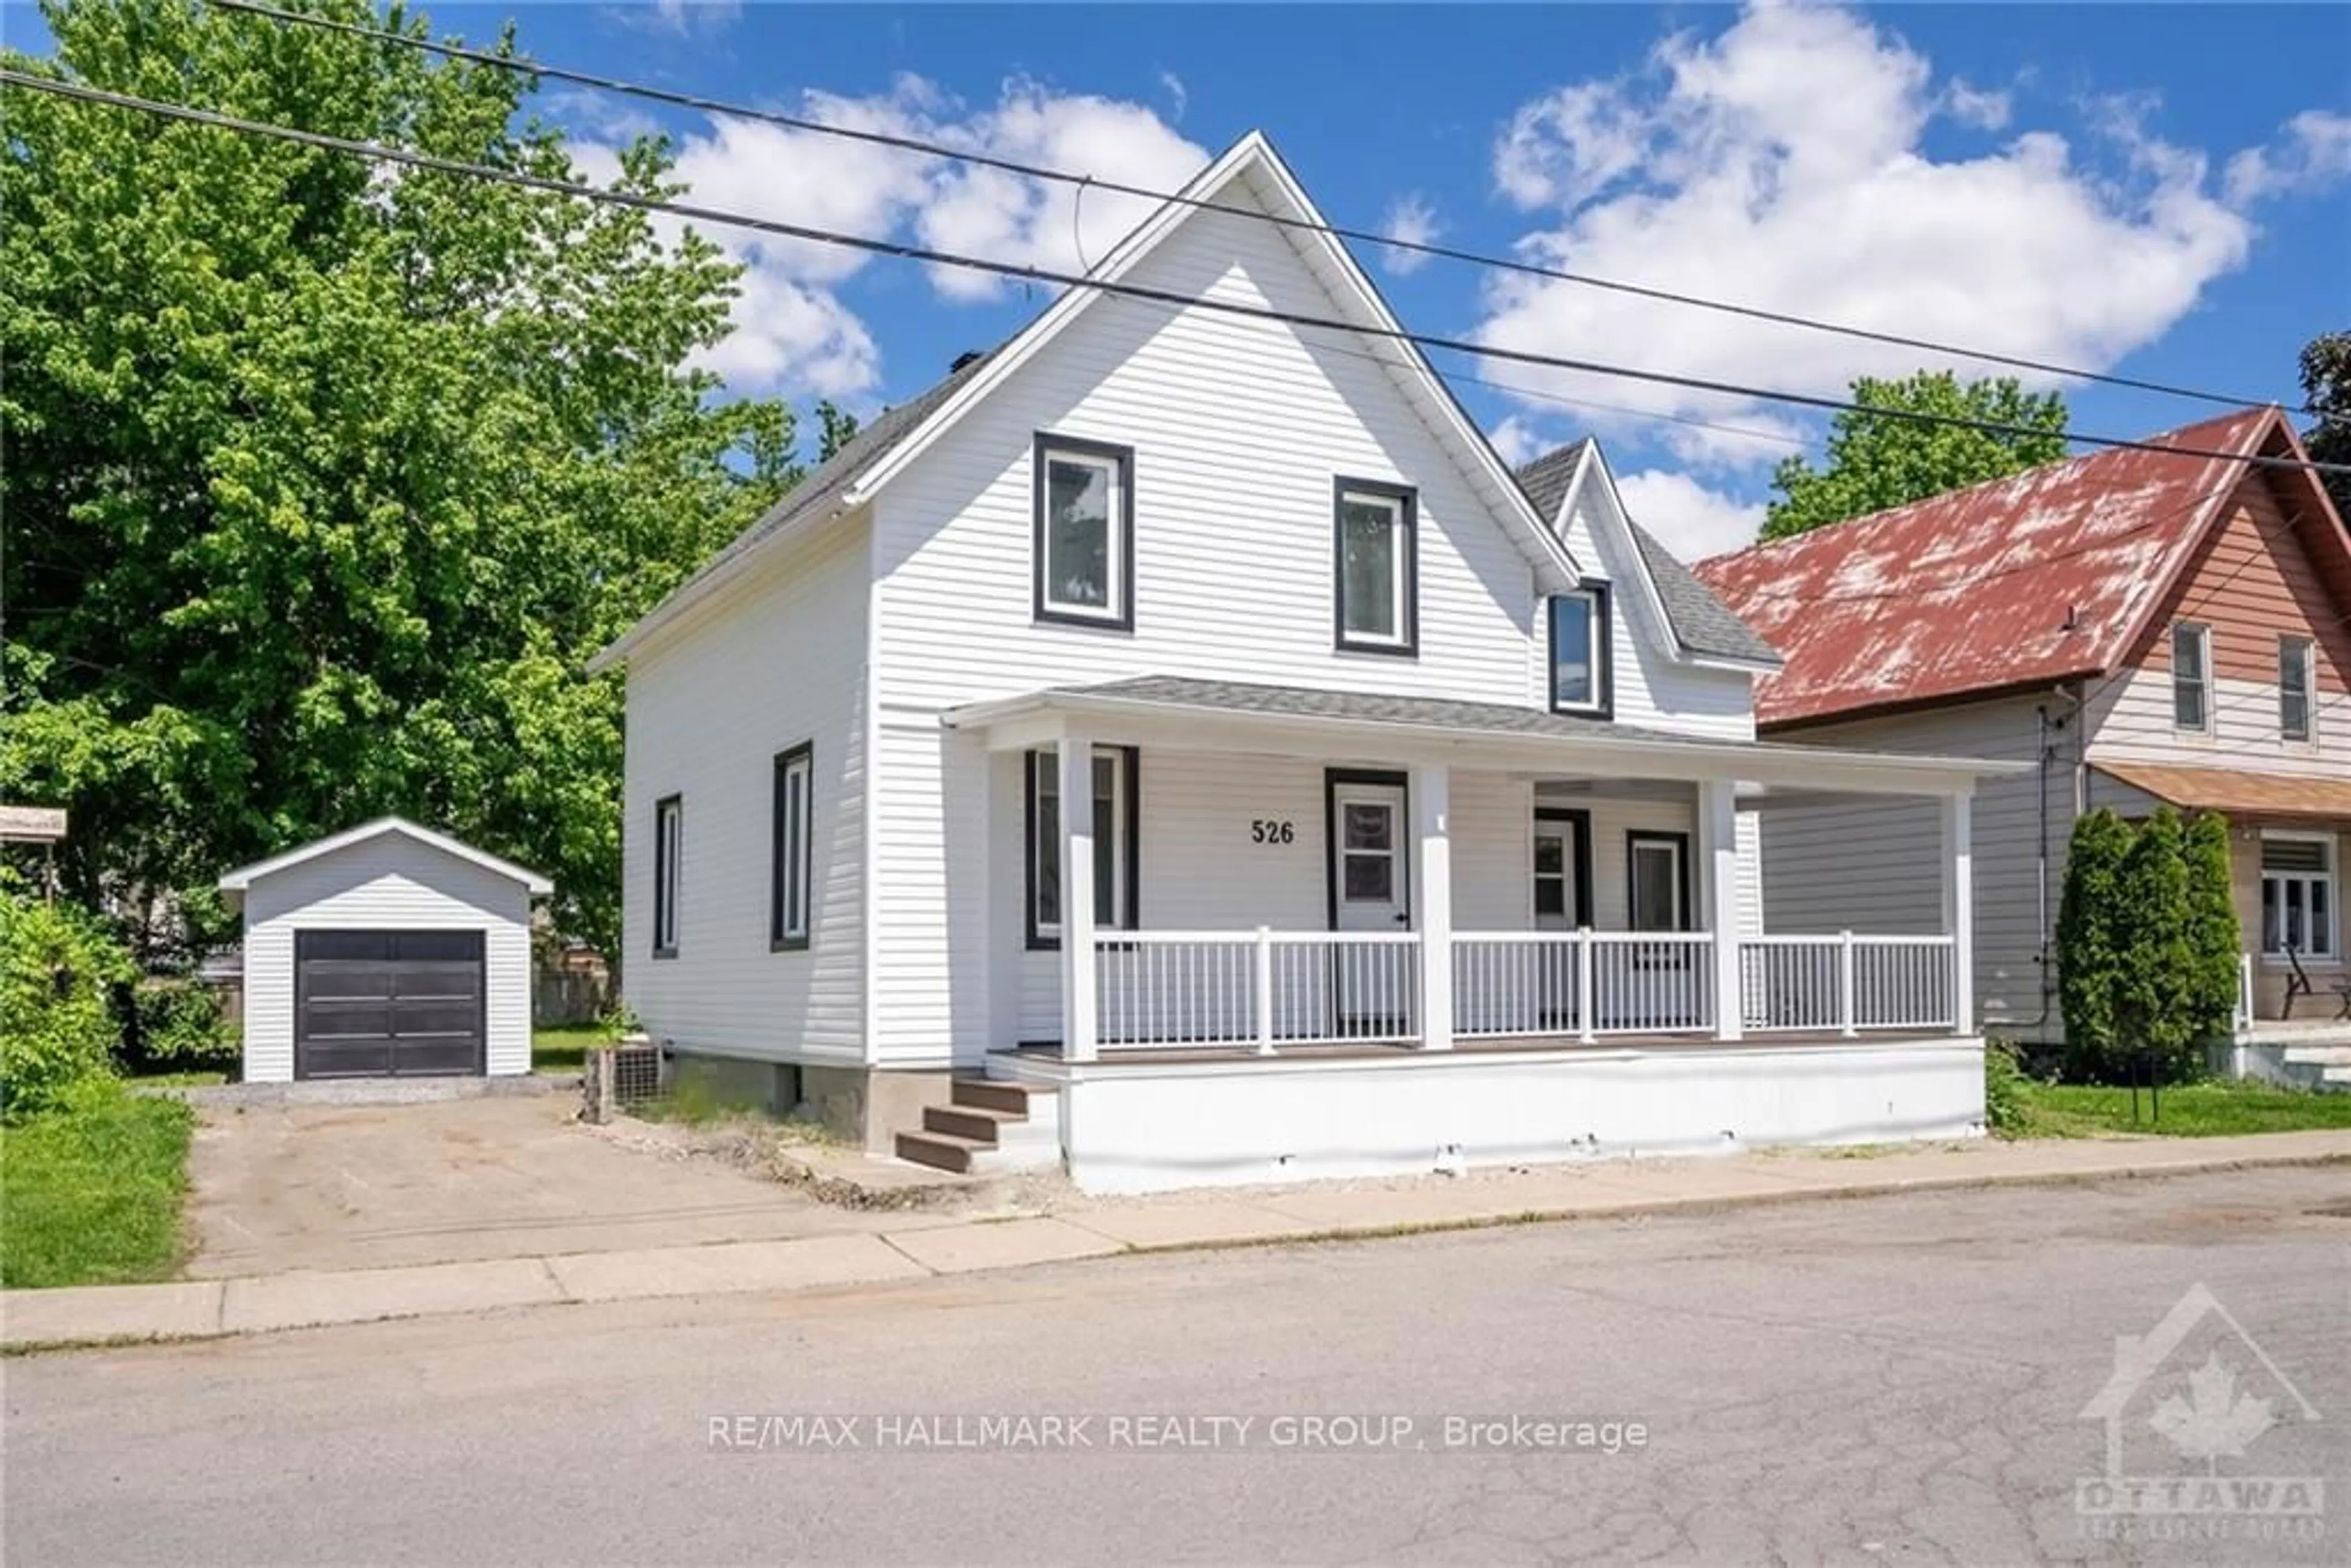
top-left (1, 1090), bottom-right (195, 1288)
top-left (531, 1023), bottom-right (606, 1075)
top-left (2010, 1081), bottom-right (2351, 1139)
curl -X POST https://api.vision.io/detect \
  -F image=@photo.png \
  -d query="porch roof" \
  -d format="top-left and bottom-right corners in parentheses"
top-left (947, 675), bottom-right (2027, 795)
top-left (2094, 760), bottom-right (2351, 821)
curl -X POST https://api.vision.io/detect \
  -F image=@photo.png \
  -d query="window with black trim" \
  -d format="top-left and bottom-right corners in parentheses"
top-left (771, 743), bottom-right (813, 950)
top-left (1627, 831), bottom-right (1690, 932)
top-left (1333, 478), bottom-right (1417, 655)
top-left (2172, 622), bottom-right (2212, 731)
top-left (1033, 435), bottom-right (1134, 629)
top-left (652, 794), bottom-right (683, 958)
top-left (2281, 635), bottom-right (2314, 741)
top-left (1550, 587), bottom-right (1611, 714)
top-left (1025, 746), bottom-right (1139, 948)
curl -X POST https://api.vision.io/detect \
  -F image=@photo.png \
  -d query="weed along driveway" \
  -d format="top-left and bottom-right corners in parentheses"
top-left (184, 1096), bottom-right (917, 1277)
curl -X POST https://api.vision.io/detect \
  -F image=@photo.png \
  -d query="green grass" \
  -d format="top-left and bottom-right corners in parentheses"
top-left (1, 1088), bottom-right (195, 1288)
top-left (531, 1023), bottom-right (605, 1075)
top-left (2004, 1079), bottom-right (2351, 1139)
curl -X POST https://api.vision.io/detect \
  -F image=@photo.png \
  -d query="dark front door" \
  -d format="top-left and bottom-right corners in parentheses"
top-left (294, 930), bottom-right (486, 1079)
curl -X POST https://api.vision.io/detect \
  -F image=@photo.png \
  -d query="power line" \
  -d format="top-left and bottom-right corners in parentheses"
top-left (214, 0), bottom-right (2323, 421)
top-left (9, 69), bottom-right (2347, 486)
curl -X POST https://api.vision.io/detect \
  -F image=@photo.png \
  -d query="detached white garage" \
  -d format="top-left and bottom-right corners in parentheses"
top-left (219, 818), bottom-right (551, 1083)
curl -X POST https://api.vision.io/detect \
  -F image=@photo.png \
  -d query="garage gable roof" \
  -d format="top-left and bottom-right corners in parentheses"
top-left (218, 817), bottom-right (553, 896)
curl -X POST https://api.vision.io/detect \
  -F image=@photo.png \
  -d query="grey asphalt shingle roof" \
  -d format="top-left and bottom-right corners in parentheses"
top-left (1512, 443), bottom-right (1780, 667)
top-left (1057, 675), bottom-right (1759, 751)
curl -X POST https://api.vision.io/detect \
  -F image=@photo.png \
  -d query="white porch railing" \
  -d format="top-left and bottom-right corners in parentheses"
top-left (1739, 933), bottom-right (1957, 1033)
top-left (1590, 932), bottom-right (1715, 1035)
top-left (1095, 931), bottom-right (1422, 1051)
top-left (1453, 931), bottom-right (1716, 1037)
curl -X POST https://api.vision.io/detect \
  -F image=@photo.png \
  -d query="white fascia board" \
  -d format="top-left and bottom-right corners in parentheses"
top-left (218, 816), bottom-right (553, 896)
top-left (1577, 441), bottom-right (1699, 666)
top-left (944, 691), bottom-right (2026, 795)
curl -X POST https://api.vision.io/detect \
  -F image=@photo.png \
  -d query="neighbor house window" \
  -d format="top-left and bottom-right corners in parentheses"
top-left (1550, 587), bottom-right (1610, 714)
top-left (1026, 746), bottom-right (1139, 948)
top-left (771, 743), bottom-right (813, 950)
top-left (1627, 832), bottom-right (1690, 932)
top-left (2262, 835), bottom-right (2336, 960)
top-left (1033, 435), bottom-right (1133, 629)
top-left (1333, 478), bottom-right (1417, 655)
top-left (2172, 622), bottom-right (2212, 731)
top-left (652, 794), bottom-right (683, 958)
top-left (2280, 636), bottom-right (2314, 741)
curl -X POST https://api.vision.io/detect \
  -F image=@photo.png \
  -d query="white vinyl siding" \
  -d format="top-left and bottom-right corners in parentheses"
top-left (238, 837), bottom-right (532, 1083)
top-left (2083, 661), bottom-right (2351, 778)
top-left (621, 519), bottom-right (869, 1063)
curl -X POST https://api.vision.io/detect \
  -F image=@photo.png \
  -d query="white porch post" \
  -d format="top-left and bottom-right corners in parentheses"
top-left (1412, 762), bottom-right (1453, 1051)
top-left (1059, 732), bottom-right (1098, 1062)
top-left (1941, 790), bottom-right (1975, 1037)
top-left (1701, 779), bottom-right (1743, 1041)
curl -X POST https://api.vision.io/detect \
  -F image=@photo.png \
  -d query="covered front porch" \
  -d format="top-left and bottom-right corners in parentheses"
top-left (953, 677), bottom-right (2000, 1063)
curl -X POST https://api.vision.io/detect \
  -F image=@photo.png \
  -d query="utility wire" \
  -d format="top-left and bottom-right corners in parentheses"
top-left (214, 0), bottom-right (2323, 421)
top-left (8, 69), bottom-right (2347, 485)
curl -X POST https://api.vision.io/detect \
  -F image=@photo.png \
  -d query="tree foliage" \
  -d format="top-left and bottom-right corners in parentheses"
top-left (1, 0), bottom-right (830, 958)
top-left (1, 874), bottom-right (135, 1119)
top-left (2057, 808), bottom-right (2239, 1084)
top-left (1761, 371), bottom-right (2071, 541)
top-left (2299, 331), bottom-right (2351, 522)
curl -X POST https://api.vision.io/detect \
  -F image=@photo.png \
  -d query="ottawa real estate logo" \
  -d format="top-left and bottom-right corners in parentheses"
top-left (2076, 1282), bottom-right (2327, 1545)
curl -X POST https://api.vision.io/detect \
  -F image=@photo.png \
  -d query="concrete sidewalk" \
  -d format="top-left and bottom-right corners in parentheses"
top-left (8, 1130), bottom-right (2347, 1352)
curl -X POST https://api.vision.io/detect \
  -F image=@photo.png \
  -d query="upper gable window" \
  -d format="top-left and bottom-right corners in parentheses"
top-left (1033, 435), bottom-right (1133, 630)
top-left (2281, 636), bottom-right (2314, 741)
top-left (1550, 587), bottom-right (1611, 715)
top-left (1333, 478), bottom-right (1417, 656)
top-left (2171, 622), bottom-right (2211, 732)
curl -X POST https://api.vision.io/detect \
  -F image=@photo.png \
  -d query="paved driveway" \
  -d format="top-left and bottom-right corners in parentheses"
top-left (185, 1097), bottom-right (904, 1278)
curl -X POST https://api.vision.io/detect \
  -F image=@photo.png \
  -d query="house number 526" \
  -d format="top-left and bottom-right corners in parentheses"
top-left (1251, 820), bottom-right (1295, 845)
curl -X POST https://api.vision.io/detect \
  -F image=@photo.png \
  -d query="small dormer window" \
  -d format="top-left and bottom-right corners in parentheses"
top-left (2172, 622), bottom-right (2211, 732)
top-left (1550, 587), bottom-right (1611, 715)
top-left (1033, 435), bottom-right (1134, 630)
top-left (1333, 478), bottom-right (1417, 655)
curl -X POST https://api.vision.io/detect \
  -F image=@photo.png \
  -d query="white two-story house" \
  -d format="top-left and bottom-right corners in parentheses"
top-left (591, 133), bottom-right (2015, 1193)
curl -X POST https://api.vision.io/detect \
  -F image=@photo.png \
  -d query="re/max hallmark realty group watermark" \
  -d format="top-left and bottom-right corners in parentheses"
top-left (707, 1413), bottom-right (1651, 1455)
top-left (2075, 1283), bottom-right (2329, 1548)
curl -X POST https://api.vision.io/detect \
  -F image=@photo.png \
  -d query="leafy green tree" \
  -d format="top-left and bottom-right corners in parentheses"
top-left (2113, 808), bottom-right (2199, 1082)
top-left (2, 0), bottom-right (817, 958)
top-left (2299, 331), bottom-right (2351, 522)
top-left (1, 874), bottom-right (135, 1118)
top-left (2181, 812), bottom-right (2243, 1046)
top-left (1762, 371), bottom-right (2071, 541)
top-left (2056, 808), bottom-right (2131, 1079)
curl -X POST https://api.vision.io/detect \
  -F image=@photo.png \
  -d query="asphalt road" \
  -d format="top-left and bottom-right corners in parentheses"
top-left (7, 1167), bottom-right (2348, 1566)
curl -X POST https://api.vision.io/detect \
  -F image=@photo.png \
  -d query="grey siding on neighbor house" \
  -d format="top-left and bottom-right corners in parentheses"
top-left (1758, 692), bottom-right (2080, 1040)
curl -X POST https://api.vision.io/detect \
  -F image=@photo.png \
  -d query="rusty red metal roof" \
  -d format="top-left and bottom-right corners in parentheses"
top-left (1693, 407), bottom-right (2285, 729)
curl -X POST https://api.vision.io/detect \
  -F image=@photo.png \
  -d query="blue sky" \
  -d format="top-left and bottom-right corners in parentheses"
top-left (11, 2), bottom-right (2347, 555)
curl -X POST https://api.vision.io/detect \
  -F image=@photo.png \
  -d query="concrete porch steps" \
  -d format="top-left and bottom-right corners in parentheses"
top-left (894, 1079), bottom-right (1061, 1174)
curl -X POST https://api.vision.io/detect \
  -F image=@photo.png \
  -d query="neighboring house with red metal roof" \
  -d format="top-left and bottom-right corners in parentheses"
top-left (1695, 407), bottom-right (2351, 1062)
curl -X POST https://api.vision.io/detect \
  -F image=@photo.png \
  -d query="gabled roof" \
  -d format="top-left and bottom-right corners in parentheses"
top-left (1515, 440), bottom-right (1780, 667)
top-left (218, 817), bottom-right (552, 896)
top-left (1693, 407), bottom-right (2347, 729)
top-left (593, 130), bottom-right (1584, 670)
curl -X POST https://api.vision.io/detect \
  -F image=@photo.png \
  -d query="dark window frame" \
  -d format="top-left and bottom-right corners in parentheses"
top-left (1032, 433), bottom-right (1137, 632)
top-left (1533, 806), bottom-right (1595, 928)
top-left (1625, 829), bottom-right (1695, 934)
top-left (1548, 585), bottom-right (1615, 717)
top-left (1331, 476), bottom-right (1419, 658)
top-left (651, 793), bottom-right (683, 959)
top-left (770, 742), bottom-right (814, 952)
top-left (1024, 745), bottom-right (1141, 951)
top-left (2172, 621), bottom-right (2212, 732)
top-left (2280, 634), bottom-right (2315, 742)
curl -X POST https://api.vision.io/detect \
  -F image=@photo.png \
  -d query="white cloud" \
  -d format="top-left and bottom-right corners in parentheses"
top-left (1379, 193), bottom-right (1442, 275)
top-left (1158, 70), bottom-right (1189, 122)
top-left (1486, 415), bottom-right (1548, 467)
top-left (1946, 78), bottom-right (2012, 131)
top-left (1613, 470), bottom-right (1767, 561)
top-left (1475, 2), bottom-right (2304, 473)
top-left (568, 77), bottom-right (1202, 399)
top-left (2225, 110), bottom-right (2351, 204)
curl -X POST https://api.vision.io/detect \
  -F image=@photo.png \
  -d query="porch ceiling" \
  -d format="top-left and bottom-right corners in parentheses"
top-left (945, 675), bottom-right (2027, 796)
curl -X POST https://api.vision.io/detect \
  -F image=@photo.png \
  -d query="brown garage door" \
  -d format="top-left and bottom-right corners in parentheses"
top-left (294, 930), bottom-right (486, 1079)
